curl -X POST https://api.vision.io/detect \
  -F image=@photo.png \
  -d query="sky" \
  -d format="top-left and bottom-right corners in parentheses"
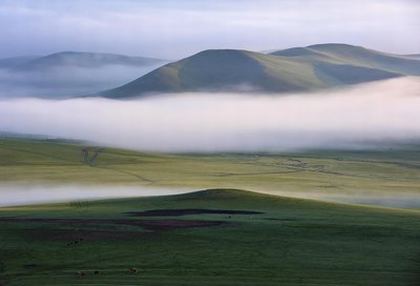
top-left (0, 0), bottom-right (419, 59)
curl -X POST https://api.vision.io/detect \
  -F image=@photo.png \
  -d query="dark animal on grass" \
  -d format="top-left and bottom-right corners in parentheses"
top-left (129, 267), bottom-right (137, 273)
top-left (77, 271), bottom-right (86, 277)
top-left (69, 201), bottom-right (91, 209)
top-left (67, 238), bottom-right (84, 247)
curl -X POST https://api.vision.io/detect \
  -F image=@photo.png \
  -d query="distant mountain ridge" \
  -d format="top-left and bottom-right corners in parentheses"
top-left (0, 52), bottom-right (167, 98)
top-left (99, 43), bottom-right (420, 98)
top-left (0, 56), bottom-right (40, 69)
top-left (4, 51), bottom-right (164, 70)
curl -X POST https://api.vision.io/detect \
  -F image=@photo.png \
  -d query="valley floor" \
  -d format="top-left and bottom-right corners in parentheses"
top-left (1, 138), bottom-right (420, 203)
top-left (1, 138), bottom-right (420, 285)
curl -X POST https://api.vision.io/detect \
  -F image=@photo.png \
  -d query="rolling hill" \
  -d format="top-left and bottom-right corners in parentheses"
top-left (1, 188), bottom-right (420, 285)
top-left (272, 43), bottom-right (420, 75)
top-left (4, 52), bottom-right (164, 70)
top-left (0, 52), bottom-right (167, 98)
top-left (2, 137), bottom-right (420, 205)
top-left (99, 44), bottom-right (420, 98)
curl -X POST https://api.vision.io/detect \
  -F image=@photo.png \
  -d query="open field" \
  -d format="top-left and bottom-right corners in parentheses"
top-left (1, 138), bottom-right (420, 198)
top-left (1, 189), bottom-right (420, 285)
top-left (1, 138), bottom-right (420, 285)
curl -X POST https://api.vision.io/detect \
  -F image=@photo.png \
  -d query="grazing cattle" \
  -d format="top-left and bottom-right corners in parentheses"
top-left (129, 267), bottom-right (137, 273)
top-left (77, 271), bottom-right (86, 277)
top-left (67, 238), bottom-right (84, 247)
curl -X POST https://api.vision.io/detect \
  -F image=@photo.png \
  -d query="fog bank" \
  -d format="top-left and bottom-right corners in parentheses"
top-left (1, 77), bottom-right (420, 152)
top-left (0, 184), bottom-right (190, 207)
top-left (0, 63), bottom-right (163, 98)
top-left (2, 185), bottom-right (420, 210)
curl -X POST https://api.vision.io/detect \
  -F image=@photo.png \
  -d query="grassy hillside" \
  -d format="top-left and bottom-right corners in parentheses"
top-left (1, 138), bottom-right (420, 285)
top-left (1, 189), bottom-right (420, 285)
top-left (272, 43), bottom-right (420, 76)
top-left (101, 49), bottom-right (331, 97)
top-left (99, 44), bottom-right (420, 98)
top-left (1, 138), bottom-right (420, 198)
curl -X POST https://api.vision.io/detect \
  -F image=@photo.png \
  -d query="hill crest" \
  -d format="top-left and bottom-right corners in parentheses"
top-left (99, 44), bottom-right (417, 98)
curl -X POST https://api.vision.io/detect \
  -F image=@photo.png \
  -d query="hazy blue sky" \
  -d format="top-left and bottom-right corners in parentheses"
top-left (1, 0), bottom-right (419, 59)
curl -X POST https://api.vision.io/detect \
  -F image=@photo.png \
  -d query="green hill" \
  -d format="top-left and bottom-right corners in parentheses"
top-left (100, 49), bottom-right (329, 97)
top-left (273, 43), bottom-right (420, 75)
top-left (2, 188), bottom-right (420, 285)
top-left (99, 44), bottom-right (420, 98)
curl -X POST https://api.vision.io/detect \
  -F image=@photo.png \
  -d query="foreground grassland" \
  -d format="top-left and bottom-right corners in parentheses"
top-left (1, 138), bottom-right (420, 196)
top-left (1, 189), bottom-right (420, 285)
top-left (1, 138), bottom-right (420, 285)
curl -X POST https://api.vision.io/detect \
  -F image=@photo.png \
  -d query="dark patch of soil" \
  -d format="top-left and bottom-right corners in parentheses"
top-left (126, 208), bottom-right (263, 217)
top-left (264, 218), bottom-right (297, 221)
top-left (23, 264), bottom-right (38, 268)
top-left (0, 217), bottom-right (226, 232)
top-left (26, 228), bottom-right (146, 242)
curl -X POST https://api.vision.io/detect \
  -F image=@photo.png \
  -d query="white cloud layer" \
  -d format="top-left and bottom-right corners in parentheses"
top-left (1, 77), bottom-right (420, 152)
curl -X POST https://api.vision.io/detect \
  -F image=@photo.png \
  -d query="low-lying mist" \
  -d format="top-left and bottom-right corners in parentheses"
top-left (2, 184), bottom-right (420, 209)
top-left (0, 184), bottom-right (191, 207)
top-left (1, 77), bottom-right (420, 152)
top-left (0, 63), bottom-right (163, 98)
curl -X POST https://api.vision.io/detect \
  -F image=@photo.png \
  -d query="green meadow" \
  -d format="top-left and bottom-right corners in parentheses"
top-left (1, 138), bottom-right (420, 285)
top-left (1, 138), bottom-right (420, 196)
